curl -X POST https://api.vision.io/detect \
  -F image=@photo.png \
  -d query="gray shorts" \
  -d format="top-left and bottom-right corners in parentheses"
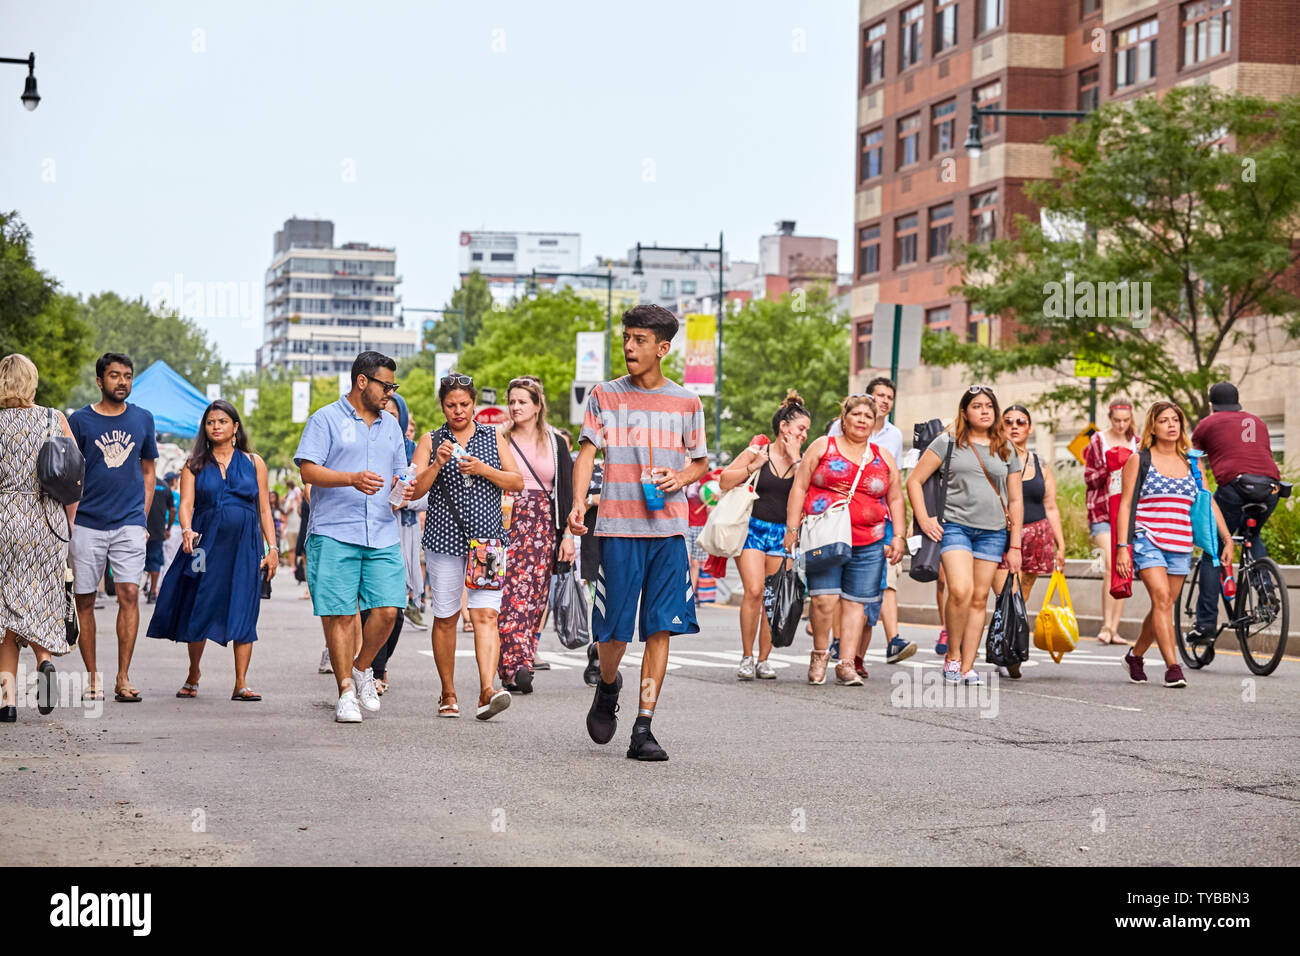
top-left (70, 524), bottom-right (147, 595)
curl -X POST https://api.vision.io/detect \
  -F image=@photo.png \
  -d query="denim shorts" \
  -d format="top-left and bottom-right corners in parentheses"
top-left (806, 541), bottom-right (884, 623)
top-left (1089, 520), bottom-right (1112, 537)
top-left (941, 522), bottom-right (1008, 563)
top-left (1132, 530), bottom-right (1192, 577)
top-left (743, 516), bottom-right (787, 556)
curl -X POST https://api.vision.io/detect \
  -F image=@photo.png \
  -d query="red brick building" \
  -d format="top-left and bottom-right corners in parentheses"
top-left (851, 0), bottom-right (1300, 459)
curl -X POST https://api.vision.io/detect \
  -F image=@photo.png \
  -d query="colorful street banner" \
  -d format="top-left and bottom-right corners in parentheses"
top-left (292, 381), bottom-right (311, 424)
top-left (575, 331), bottom-right (605, 382)
top-left (684, 313), bottom-right (716, 396)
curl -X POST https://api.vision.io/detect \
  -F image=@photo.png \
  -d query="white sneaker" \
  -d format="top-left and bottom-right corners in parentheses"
top-left (737, 655), bottom-right (756, 681)
top-left (755, 659), bottom-right (777, 680)
top-left (352, 666), bottom-right (380, 713)
top-left (318, 649), bottom-right (333, 674)
top-left (335, 691), bottom-right (362, 723)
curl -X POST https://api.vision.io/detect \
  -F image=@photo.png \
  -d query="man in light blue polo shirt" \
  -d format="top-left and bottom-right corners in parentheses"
top-left (295, 351), bottom-right (412, 723)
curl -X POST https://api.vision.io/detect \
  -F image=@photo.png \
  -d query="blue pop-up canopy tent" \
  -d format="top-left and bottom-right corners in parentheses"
top-left (129, 361), bottom-right (210, 438)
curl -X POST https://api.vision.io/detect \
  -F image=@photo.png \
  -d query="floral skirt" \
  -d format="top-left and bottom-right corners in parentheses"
top-left (498, 491), bottom-right (556, 679)
top-left (998, 517), bottom-right (1055, 575)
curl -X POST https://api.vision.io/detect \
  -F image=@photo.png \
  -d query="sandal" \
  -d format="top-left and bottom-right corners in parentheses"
top-left (375, 678), bottom-right (388, 696)
top-left (82, 688), bottom-right (104, 701)
top-left (475, 688), bottom-right (511, 721)
top-left (176, 682), bottom-right (199, 699)
top-left (114, 686), bottom-right (142, 703)
top-left (438, 694), bottom-right (460, 718)
top-left (231, 687), bottom-right (262, 701)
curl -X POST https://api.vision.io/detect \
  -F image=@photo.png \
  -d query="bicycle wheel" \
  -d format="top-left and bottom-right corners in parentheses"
top-left (1235, 557), bottom-right (1288, 676)
top-left (1174, 557), bottom-right (1215, 669)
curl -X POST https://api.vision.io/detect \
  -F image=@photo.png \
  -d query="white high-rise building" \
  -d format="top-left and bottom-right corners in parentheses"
top-left (458, 230), bottom-right (582, 308)
top-left (259, 218), bottom-right (418, 376)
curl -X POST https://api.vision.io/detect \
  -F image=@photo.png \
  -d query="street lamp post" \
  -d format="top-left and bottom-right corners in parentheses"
top-left (632, 234), bottom-right (725, 456)
top-left (530, 268), bottom-right (615, 381)
top-left (0, 52), bottom-right (40, 111)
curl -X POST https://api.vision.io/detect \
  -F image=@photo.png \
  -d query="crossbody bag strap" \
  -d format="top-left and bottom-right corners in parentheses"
top-left (838, 439), bottom-right (872, 505)
top-left (510, 436), bottom-right (553, 498)
top-left (436, 479), bottom-right (472, 547)
top-left (972, 443), bottom-right (1012, 528)
top-left (936, 437), bottom-right (956, 524)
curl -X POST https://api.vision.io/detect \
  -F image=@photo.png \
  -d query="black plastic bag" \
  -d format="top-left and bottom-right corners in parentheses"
top-left (551, 562), bottom-right (590, 649)
top-left (763, 556), bottom-right (805, 648)
top-left (985, 574), bottom-right (1030, 665)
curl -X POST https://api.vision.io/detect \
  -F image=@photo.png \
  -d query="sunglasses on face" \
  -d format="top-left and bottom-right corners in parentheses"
top-left (441, 374), bottom-right (473, 387)
top-left (364, 376), bottom-right (399, 395)
top-left (1004, 418), bottom-right (1029, 427)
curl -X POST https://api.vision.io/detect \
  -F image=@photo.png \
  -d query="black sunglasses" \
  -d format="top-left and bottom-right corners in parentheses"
top-left (362, 374), bottom-right (399, 395)
top-left (441, 374), bottom-right (473, 387)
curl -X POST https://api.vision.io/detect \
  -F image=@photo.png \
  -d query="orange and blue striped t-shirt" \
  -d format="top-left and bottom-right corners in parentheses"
top-left (579, 376), bottom-right (708, 538)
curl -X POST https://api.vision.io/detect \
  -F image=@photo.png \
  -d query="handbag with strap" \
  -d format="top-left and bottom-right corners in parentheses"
top-left (799, 441), bottom-right (871, 573)
top-left (436, 474), bottom-right (507, 591)
top-left (909, 436), bottom-right (955, 582)
top-left (1187, 451), bottom-right (1220, 566)
top-left (37, 407), bottom-right (84, 543)
top-left (1034, 570), bottom-right (1079, 663)
top-left (698, 467), bottom-right (760, 558)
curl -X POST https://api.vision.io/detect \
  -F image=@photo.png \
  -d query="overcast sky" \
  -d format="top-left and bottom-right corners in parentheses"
top-left (3, 0), bottom-right (856, 368)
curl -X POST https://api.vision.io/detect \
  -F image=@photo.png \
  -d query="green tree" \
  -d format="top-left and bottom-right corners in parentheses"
top-left (927, 87), bottom-right (1300, 422)
top-left (71, 292), bottom-right (226, 406)
top-left (232, 369), bottom-right (349, 473)
top-left (0, 211), bottom-right (94, 405)
top-left (714, 285), bottom-right (849, 457)
top-left (423, 270), bottom-right (496, 353)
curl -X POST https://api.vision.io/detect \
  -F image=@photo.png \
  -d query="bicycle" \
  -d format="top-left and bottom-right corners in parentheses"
top-left (1174, 482), bottom-right (1291, 676)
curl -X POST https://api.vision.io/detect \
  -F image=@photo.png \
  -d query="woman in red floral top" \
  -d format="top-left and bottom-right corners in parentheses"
top-left (1083, 399), bottom-right (1138, 645)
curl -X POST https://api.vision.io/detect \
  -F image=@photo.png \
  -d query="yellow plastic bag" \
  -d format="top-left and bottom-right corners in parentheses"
top-left (1033, 571), bottom-right (1079, 664)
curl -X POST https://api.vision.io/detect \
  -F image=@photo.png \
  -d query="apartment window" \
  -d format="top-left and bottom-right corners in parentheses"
top-left (935, 0), bottom-right (958, 53)
top-left (898, 113), bottom-right (922, 168)
top-left (896, 214), bottom-right (919, 267)
top-left (1078, 66), bottom-right (1100, 112)
top-left (860, 128), bottom-right (884, 181)
top-left (855, 321), bottom-right (873, 372)
top-left (1115, 18), bottom-right (1158, 89)
top-left (538, 238), bottom-right (559, 246)
top-left (967, 315), bottom-right (991, 344)
top-left (974, 82), bottom-right (1001, 137)
top-left (928, 203), bottom-right (954, 258)
top-left (470, 252), bottom-right (483, 262)
top-left (1082, 0), bottom-right (1100, 13)
top-left (864, 22), bottom-right (886, 86)
top-left (932, 99), bottom-right (957, 156)
top-left (926, 307), bottom-right (952, 333)
top-left (970, 189), bottom-right (999, 243)
top-left (901, 3), bottom-right (924, 70)
top-left (858, 224), bottom-right (881, 277)
top-left (1182, 1), bottom-right (1231, 67)
top-left (681, 280), bottom-right (697, 295)
top-left (977, 0), bottom-right (1002, 34)
top-left (490, 252), bottom-right (514, 262)
top-left (660, 279), bottom-right (676, 297)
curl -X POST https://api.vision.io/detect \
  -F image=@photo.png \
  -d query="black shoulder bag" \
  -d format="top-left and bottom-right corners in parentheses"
top-left (908, 437), bottom-right (956, 582)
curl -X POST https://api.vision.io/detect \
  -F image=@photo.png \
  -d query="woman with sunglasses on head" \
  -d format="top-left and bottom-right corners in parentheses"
top-left (1114, 402), bottom-right (1232, 689)
top-left (410, 373), bottom-right (524, 720)
top-left (496, 375), bottom-right (574, 693)
top-left (907, 386), bottom-right (1023, 686)
top-left (991, 405), bottom-right (1065, 678)
top-left (720, 390), bottom-right (810, 681)
top-left (1084, 399), bottom-right (1139, 646)
top-left (785, 394), bottom-right (905, 686)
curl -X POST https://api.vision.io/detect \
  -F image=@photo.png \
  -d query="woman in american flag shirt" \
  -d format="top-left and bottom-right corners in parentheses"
top-left (1114, 402), bottom-right (1232, 688)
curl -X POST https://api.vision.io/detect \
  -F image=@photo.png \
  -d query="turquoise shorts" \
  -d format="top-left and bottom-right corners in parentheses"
top-left (306, 535), bottom-right (406, 617)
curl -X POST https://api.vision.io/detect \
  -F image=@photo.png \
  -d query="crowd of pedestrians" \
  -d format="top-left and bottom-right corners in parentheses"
top-left (0, 321), bottom-right (1288, 744)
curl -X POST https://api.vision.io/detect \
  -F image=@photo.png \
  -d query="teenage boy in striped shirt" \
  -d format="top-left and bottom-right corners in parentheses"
top-left (568, 305), bottom-right (709, 761)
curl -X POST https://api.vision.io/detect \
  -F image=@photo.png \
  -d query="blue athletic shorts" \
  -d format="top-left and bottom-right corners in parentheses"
top-left (941, 522), bottom-right (1008, 563)
top-left (805, 541), bottom-right (885, 624)
top-left (743, 516), bottom-right (786, 556)
top-left (593, 536), bottom-right (700, 643)
top-left (306, 535), bottom-right (407, 617)
top-left (144, 538), bottom-right (165, 573)
top-left (1132, 530), bottom-right (1192, 577)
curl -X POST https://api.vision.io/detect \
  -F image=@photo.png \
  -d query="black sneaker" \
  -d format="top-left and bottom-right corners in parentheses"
top-left (583, 643), bottom-right (601, 686)
top-left (627, 728), bottom-right (669, 761)
top-left (586, 673), bottom-right (622, 744)
top-left (1186, 627), bottom-right (1212, 646)
top-left (514, 668), bottom-right (533, 694)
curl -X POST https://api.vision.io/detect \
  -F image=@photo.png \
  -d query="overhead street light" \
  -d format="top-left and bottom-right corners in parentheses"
top-left (0, 52), bottom-right (40, 111)
top-left (964, 104), bottom-right (1090, 158)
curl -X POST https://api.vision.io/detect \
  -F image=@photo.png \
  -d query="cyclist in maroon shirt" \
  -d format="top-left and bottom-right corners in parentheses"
top-left (1186, 382), bottom-right (1283, 645)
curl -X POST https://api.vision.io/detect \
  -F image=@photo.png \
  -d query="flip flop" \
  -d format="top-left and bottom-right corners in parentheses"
top-left (231, 687), bottom-right (262, 701)
top-left (475, 689), bottom-right (511, 721)
top-left (438, 696), bottom-right (460, 718)
top-left (114, 687), bottom-right (142, 703)
top-left (176, 682), bottom-right (199, 699)
top-left (81, 688), bottom-right (103, 701)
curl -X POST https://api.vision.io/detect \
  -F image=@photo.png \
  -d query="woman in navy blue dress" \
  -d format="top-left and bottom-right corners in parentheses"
top-left (148, 400), bottom-right (279, 701)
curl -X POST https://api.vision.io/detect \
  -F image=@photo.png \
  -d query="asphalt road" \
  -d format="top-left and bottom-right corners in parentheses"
top-left (3, 579), bottom-right (1297, 866)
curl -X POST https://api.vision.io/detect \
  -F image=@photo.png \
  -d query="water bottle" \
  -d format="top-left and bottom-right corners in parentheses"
top-left (1220, 562), bottom-right (1236, 599)
top-left (388, 471), bottom-right (412, 507)
top-left (451, 442), bottom-right (474, 488)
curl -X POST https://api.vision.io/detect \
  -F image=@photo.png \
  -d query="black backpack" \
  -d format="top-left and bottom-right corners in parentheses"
top-left (37, 408), bottom-right (84, 542)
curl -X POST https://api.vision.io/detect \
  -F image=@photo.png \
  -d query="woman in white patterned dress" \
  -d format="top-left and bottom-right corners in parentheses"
top-left (0, 354), bottom-right (77, 722)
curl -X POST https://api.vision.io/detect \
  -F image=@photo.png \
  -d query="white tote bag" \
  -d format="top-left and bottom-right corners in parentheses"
top-left (698, 470), bottom-right (760, 558)
top-left (799, 447), bottom-right (869, 572)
